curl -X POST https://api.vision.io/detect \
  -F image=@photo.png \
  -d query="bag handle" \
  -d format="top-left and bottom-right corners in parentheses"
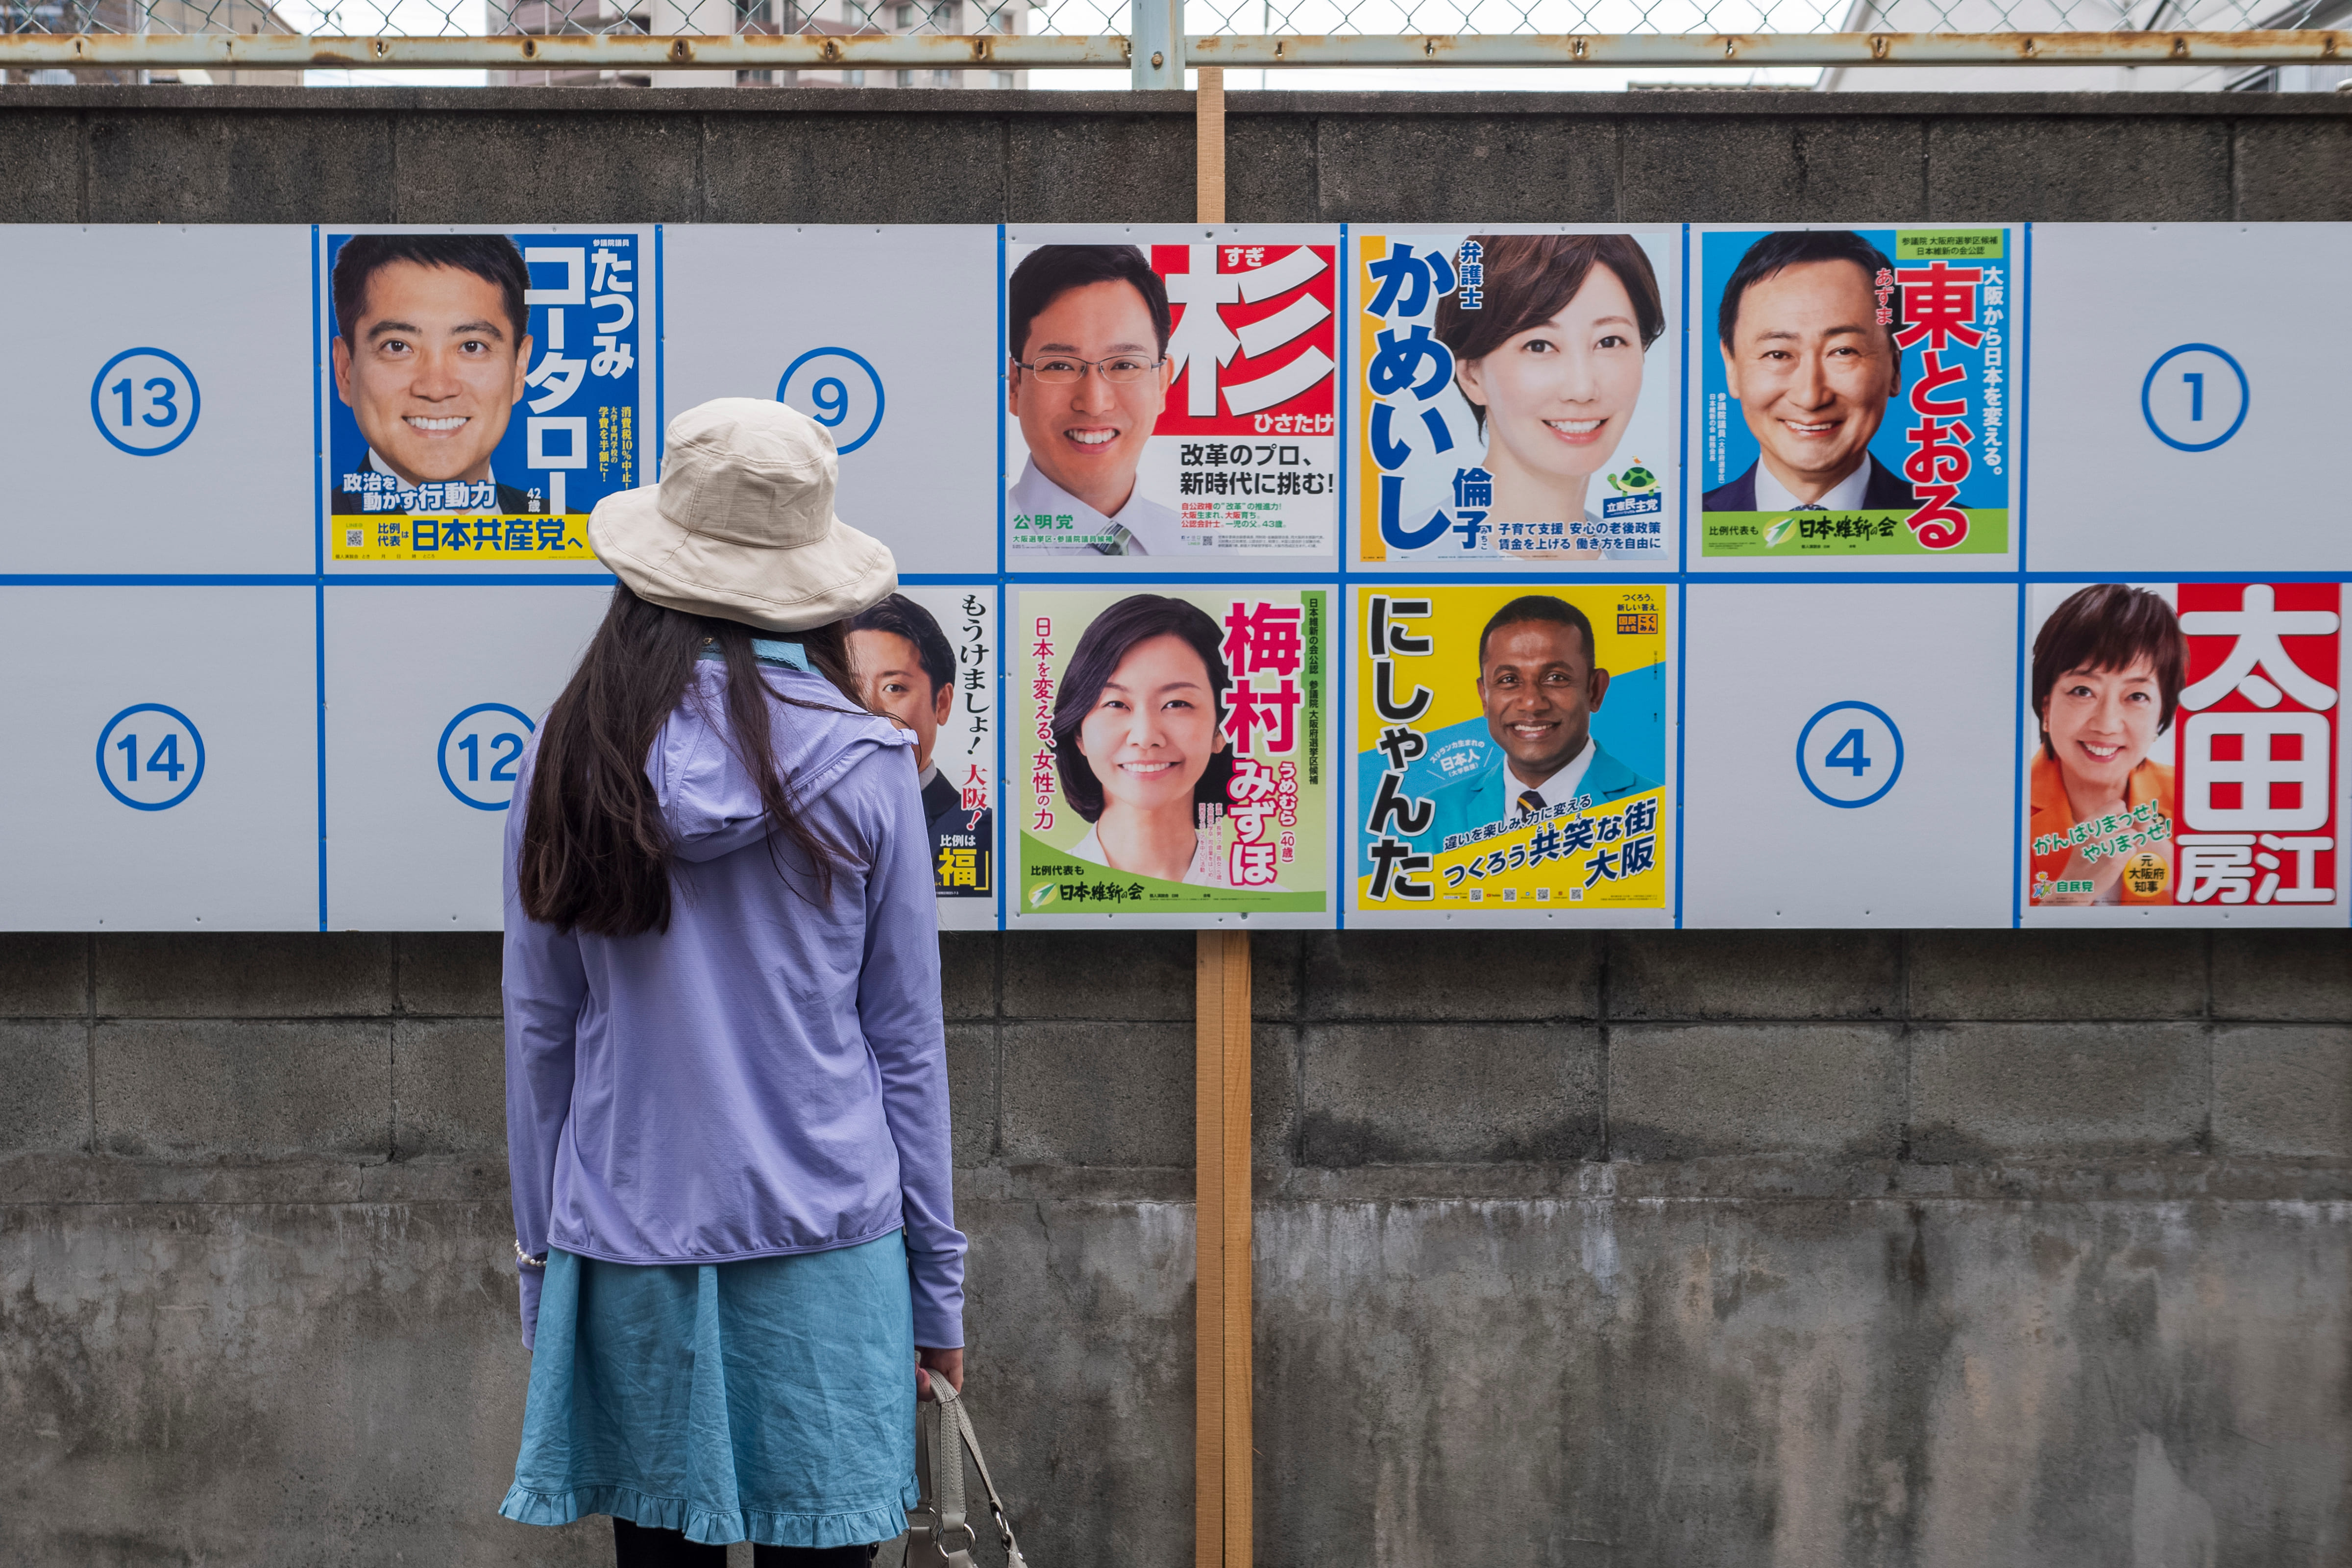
top-left (914, 1374), bottom-right (1028, 1568)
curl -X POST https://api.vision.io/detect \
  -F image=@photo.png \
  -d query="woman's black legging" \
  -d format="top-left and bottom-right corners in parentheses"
top-left (612, 1517), bottom-right (875, 1567)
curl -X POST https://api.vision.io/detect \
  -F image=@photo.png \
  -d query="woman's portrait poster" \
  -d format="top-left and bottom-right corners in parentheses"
top-left (1014, 586), bottom-right (1331, 919)
top-left (1351, 226), bottom-right (1681, 568)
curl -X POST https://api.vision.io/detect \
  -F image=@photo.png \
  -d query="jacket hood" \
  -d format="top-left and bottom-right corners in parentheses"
top-left (652, 661), bottom-right (911, 864)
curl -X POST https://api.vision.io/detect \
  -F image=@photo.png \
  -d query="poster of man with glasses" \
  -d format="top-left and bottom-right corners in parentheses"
top-left (1004, 231), bottom-right (1339, 563)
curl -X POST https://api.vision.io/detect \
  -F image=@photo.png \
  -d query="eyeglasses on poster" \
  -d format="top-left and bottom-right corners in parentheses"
top-left (1004, 227), bottom-right (1339, 567)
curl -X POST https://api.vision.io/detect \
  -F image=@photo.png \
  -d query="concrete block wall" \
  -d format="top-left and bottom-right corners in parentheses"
top-left (5, 929), bottom-right (2348, 1565)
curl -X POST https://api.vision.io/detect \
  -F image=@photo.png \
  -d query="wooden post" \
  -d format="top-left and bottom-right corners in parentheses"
top-left (1196, 66), bottom-right (1226, 225)
top-left (1195, 930), bottom-right (1250, 1568)
top-left (1192, 73), bottom-right (1245, 1568)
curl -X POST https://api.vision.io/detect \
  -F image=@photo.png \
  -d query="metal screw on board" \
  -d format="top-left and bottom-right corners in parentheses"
top-left (1152, 50), bottom-right (1163, 65)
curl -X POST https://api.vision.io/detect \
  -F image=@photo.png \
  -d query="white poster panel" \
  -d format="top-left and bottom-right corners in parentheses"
top-left (0, 585), bottom-right (318, 930)
top-left (843, 585), bottom-right (1001, 931)
top-left (1004, 226), bottom-right (1342, 571)
top-left (1687, 223), bottom-right (2023, 574)
top-left (0, 226), bottom-right (314, 576)
top-left (1682, 581), bottom-right (2015, 927)
top-left (1348, 226), bottom-right (1684, 573)
top-left (2018, 579), bottom-right (2347, 927)
top-left (662, 226), bottom-right (999, 577)
top-left (2026, 223), bottom-right (2351, 574)
top-left (315, 226), bottom-right (654, 577)
top-left (322, 583), bottom-right (611, 929)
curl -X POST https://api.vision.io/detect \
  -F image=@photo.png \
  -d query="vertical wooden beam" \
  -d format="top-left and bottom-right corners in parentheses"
top-left (1195, 930), bottom-right (1250, 1568)
top-left (1195, 77), bottom-right (1244, 1568)
top-left (1196, 65), bottom-right (1226, 225)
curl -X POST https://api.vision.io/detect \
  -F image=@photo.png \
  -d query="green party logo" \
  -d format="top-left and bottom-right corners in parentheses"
top-left (1607, 460), bottom-right (1660, 496)
top-left (1764, 515), bottom-right (1797, 547)
top-left (1029, 882), bottom-right (1058, 909)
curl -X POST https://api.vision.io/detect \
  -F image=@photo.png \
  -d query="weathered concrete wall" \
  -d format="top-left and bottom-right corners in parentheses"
top-left (0, 85), bottom-right (2348, 224)
top-left (4, 930), bottom-right (2349, 1566)
top-left (3, 86), bottom-right (2351, 1568)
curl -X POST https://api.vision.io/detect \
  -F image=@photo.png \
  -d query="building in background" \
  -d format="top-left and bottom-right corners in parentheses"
top-left (1817, 0), bottom-right (2352, 91)
top-left (491, 0), bottom-right (1030, 88)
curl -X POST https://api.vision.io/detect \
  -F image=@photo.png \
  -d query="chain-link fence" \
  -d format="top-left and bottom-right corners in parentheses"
top-left (1, 0), bottom-right (2343, 90)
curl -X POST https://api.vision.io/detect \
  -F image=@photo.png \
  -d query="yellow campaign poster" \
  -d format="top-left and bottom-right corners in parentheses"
top-left (1354, 584), bottom-right (1671, 914)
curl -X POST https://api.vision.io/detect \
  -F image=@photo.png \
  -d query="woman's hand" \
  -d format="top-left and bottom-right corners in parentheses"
top-left (916, 1347), bottom-right (965, 1400)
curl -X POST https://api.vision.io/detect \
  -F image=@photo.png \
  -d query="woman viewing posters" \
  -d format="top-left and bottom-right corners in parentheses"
top-left (1352, 227), bottom-right (1681, 567)
top-left (1015, 586), bottom-right (1331, 919)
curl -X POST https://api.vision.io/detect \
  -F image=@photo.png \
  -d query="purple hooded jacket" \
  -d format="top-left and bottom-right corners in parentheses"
top-left (503, 656), bottom-right (966, 1351)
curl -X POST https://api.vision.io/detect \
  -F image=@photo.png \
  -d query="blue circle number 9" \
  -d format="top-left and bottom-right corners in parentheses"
top-left (91, 348), bottom-right (202, 457)
top-left (777, 348), bottom-right (885, 455)
top-left (439, 703), bottom-right (537, 811)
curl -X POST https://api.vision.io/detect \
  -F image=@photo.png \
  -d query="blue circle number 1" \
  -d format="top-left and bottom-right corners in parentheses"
top-left (2141, 343), bottom-right (2248, 454)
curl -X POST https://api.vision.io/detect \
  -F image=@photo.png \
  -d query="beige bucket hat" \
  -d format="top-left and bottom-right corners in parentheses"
top-left (588, 398), bottom-right (897, 633)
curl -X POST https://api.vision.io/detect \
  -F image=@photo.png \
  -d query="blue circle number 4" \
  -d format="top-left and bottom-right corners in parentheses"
top-left (1824, 727), bottom-right (1873, 776)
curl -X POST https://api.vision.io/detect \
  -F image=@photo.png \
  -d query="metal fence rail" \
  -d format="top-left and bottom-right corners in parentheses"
top-left (1, 0), bottom-right (2344, 86)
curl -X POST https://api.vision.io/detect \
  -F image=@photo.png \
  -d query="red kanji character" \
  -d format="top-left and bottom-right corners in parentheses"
top-left (1223, 678), bottom-right (1303, 755)
top-left (1893, 263), bottom-right (1984, 352)
top-left (1222, 602), bottom-right (1304, 679)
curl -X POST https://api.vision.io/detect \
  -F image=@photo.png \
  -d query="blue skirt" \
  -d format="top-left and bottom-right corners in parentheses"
top-left (500, 1230), bottom-right (919, 1549)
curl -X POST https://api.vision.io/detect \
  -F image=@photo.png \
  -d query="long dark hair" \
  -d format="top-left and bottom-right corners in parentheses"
top-left (518, 585), bottom-right (861, 937)
top-left (1049, 594), bottom-right (1234, 824)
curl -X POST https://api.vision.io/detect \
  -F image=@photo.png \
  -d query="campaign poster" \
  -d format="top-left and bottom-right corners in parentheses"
top-left (843, 584), bottom-right (1000, 930)
top-left (1350, 227), bottom-right (1682, 568)
top-left (1004, 227), bottom-right (1339, 565)
top-left (1352, 584), bottom-right (1671, 920)
top-left (2023, 582), bottom-right (2344, 918)
top-left (1693, 224), bottom-right (2016, 561)
top-left (1013, 586), bottom-right (1331, 921)
top-left (319, 227), bottom-right (652, 566)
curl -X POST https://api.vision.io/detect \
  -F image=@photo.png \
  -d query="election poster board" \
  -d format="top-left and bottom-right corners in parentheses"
top-left (1003, 226), bottom-right (1340, 568)
top-left (663, 226), bottom-right (999, 577)
top-left (7, 219), bottom-right (2348, 933)
top-left (2020, 582), bottom-right (2345, 924)
top-left (318, 226), bottom-right (654, 573)
top-left (1348, 584), bottom-right (1674, 927)
top-left (1012, 585), bottom-right (1334, 926)
top-left (1348, 227), bottom-right (1683, 571)
top-left (0, 226), bottom-right (315, 576)
top-left (2025, 224), bottom-right (2352, 575)
top-left (1689, 223), bottom-right (2021, 568)
top-left (844, 585), bottom-right (1002, 931)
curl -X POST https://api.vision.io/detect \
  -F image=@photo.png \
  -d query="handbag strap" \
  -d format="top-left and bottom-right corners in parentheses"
top-left (926, 1376), bottom-right (1028, 1568)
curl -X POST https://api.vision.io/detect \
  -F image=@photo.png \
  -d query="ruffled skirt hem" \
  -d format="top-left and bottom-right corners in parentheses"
top-left (499, 1481), bottom-right (909, 1549)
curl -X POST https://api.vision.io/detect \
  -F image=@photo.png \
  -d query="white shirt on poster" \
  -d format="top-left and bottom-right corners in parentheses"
top-left (1008, 458), bottom-right (1183, 557)
top-left (1753, 456), bottom-right (1874, 513)
top-left (1504, 736), bottom-right (1595, 817)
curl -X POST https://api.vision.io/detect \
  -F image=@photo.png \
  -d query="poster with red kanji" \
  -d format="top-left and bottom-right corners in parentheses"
top-left (1692, 224), bottom-right (2018, 563)
top-left (1004, 226), bottom-right (1339, 566)
top-left (2023, 582), bottom-right (2345, 919)
top-left (1012, 586), bottom-right (1333, 922)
